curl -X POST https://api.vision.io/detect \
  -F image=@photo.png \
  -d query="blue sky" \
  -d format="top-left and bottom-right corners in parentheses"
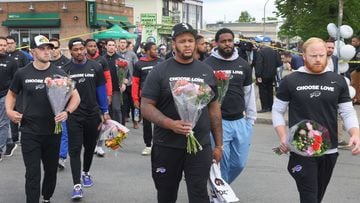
top-left (202, 0), bottom-right (277, 23)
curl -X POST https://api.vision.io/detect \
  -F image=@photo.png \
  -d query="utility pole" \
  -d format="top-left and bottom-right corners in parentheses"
top-left (263, 0), bottom-right (270, 35)
top-left (336, 0), bottom-right (344, 74)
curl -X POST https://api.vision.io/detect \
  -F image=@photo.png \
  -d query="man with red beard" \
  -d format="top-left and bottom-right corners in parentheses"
top-left (132, 42), bottom-right (163, 156)
top-left (85, 39), bottom-right (113, 157)
top-left (272, 37), bottom-right (360, 203)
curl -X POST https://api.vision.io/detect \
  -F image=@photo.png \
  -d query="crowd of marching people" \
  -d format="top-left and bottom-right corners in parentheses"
top-left (1, 22), bottom-right (360, 203)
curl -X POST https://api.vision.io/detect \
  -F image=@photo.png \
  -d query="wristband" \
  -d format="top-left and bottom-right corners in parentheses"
top-left (66, 110), bottom-right (71, 115)
top-left (215, 145), bottom-right (223, 150)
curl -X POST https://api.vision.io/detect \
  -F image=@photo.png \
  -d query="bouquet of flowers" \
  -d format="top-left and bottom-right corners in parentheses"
top-left (44, 75), bottom-right (75, 134)
top-left (273, 120), bottom-right (332, 157)
top-left (100, 120), bottom-right (129, 151)
top-left (214, 70), bottom-right (232, 104)
top-left (170, 80), bottom-right (214, 154)
top-left (116, 58), bottom-right (128, 104)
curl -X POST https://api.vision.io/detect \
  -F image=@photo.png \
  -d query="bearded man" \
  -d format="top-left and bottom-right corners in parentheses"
top-left (204, 28), bottom-right (257, 184)
top-left (272, 37), bottom-right (360, 203)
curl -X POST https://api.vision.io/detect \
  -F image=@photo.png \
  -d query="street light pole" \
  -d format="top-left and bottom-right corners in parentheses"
top-left (263, 0), bottom-right (270, 35)
top-left (336, 0), bottom-right (344, 74)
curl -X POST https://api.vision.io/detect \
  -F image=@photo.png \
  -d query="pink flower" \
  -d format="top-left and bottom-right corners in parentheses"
top-left (306, 122), bottom-right (313, 131)
top-left (306, 147), bottom-right (314, 156)
top-left (308, 130), bottom-right (314, 138)
top-left (312, 130), bottom-right (321, 137)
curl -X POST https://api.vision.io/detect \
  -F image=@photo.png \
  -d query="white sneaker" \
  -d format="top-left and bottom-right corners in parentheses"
top-left (141, 147), bottom-right (152, 156)
top-left (96, 146), bottom-right (105, 157)
top-left (58, 158), bottom-right (66, 169)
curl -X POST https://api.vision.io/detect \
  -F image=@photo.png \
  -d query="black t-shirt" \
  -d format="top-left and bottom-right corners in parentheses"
top-left (9, 63), bottom-right (67, 135)
top-left (50, 55), bottom-right (70, 69)
top-left (63, 60), bottom-right (106, 117)
top-left (142, 58), bottom-right (216, 149)
top-left (8, 50), bottom-right (30, 68)
top-left (133, 58), bottom-right (163, 89)
top-left (92, 55), bottom-right (109, 72)
top-left (276, 71), bottom-right (351, 149)
top-left (105, 53), bottom-right (124, 92)
top-left (204, 56), bottom-right (252, 120)
top-left (0, 54), bottom-right (18, 97)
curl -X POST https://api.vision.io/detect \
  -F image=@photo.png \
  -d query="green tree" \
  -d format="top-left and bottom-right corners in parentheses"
top-left (275, 0), bottom-right (360, 40)
top-left (238, 11), bottom-right (255, 22)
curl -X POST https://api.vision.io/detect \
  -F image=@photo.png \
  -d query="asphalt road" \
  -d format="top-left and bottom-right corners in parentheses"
top-left (1, 124), bottom-right (359, 203)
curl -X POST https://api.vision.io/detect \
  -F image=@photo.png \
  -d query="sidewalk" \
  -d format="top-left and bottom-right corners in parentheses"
top-left (255, 95), bottom-right (360, 125)
top-left (254, 69), bottom-right (360, 125)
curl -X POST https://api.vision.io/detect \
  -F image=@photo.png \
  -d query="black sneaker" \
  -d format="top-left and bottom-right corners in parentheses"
top-left (0, 154), bottom-right (2, 162)
top-left (4, 143), bottom-right (17, 157)
top-left (42, 199), bottom-right (50, 203)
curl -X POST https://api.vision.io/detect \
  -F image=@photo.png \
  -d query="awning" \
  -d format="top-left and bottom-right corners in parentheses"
top-left (95, 13), bottom-right (135, 29)
top-left (2, 13), bottom-right (60, 28)
top-left (119, 21), bottom-right (136, 29)
top-left (93, 25), bottom-right (137, 39)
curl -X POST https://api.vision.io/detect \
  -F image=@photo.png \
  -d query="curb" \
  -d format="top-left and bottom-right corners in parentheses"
top-left (255, 117), bottom-right (273, 125)
top-left (255, 114), bottom-right (289, 125)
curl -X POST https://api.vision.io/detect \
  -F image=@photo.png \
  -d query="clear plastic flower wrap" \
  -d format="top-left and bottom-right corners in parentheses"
top-left (116, 58), bottom-right (128, 104)
top-left (170, 80), bottom-right (214, 154)
top-left (287, 120), bottom-right (332, 157)
top-left (99, 120), bottom-right (129, 152)
top-left (214, 70), bottom-right (232, 105)
top-left (44, 75), bottom-right (75, 134)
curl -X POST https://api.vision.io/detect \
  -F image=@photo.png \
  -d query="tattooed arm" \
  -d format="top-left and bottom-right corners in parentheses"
top-left (208, 100), bottom-right (223, 162)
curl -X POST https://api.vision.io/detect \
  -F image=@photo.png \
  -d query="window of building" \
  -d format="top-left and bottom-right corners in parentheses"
top-left (163, 0), bottom-right (169, 16)
top-left (173, 2), bottom-right (178, 10)
top-left (9, 28), bottom-right (60, 47)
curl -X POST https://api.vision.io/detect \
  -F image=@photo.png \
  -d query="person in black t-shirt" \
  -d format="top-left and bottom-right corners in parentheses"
top-left (272, 38), bottom-right (360, 203)
top-left (7, 36), bottom-right (31, 144)
top-left (0, 36), bottom-right (18, 161)
top-left (63, 38), bottom-right (110, 200)
top-left (85, 38), bottom-right (113, 157)
top-left (49, 38), bottom-right (70, 68)
top-left (194, 35), bottom-right (208, 61)
top-left (204, 28), bottom-right (257, 184)
top-left (49, 38), bottom-right (72, 169)
top-left (132, 42), bottom-right (163, 156)
top-left (85, 39), bottom-right (113, 104)
top-left (141, 23), bottom-right (223, 203)
top-left (5, 35), bottom-right (80, 203)
top-left (6, 36), bottom-right (30, 68)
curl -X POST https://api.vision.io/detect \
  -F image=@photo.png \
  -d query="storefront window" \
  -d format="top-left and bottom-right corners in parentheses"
top-left (9, 28), bottom-right (60, 47)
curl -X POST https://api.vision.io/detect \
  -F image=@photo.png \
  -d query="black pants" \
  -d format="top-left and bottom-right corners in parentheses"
top-left (67, 115), bottom-right (101, 185)
top-left (11, 96), bottom-right (22, 142)
top-left (258, 77), bottom-right (274, 110)
top-left (10, 121), bottom-right (19, 142)
top-left (143, 118), bottom-right (152, 147)
top-left (21, 132), bottom-right (61, 203)
top-left (287, 152), bottom-right (338, 203)
top-left (122, 85), bottom-right (135, 123)
top-left (151, 144), bottom-right (212, 203)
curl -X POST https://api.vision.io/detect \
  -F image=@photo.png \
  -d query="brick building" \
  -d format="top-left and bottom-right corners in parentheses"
top-left (0, 0), bottom-right (135, 50)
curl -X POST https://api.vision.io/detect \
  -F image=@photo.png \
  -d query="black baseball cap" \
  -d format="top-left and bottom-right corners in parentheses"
top-left (171, 23), bottom-right (197, 40)
top-left (30, 35), bottom-right (54, 49)
top-left (68, 38), bottom-right (85, 49)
